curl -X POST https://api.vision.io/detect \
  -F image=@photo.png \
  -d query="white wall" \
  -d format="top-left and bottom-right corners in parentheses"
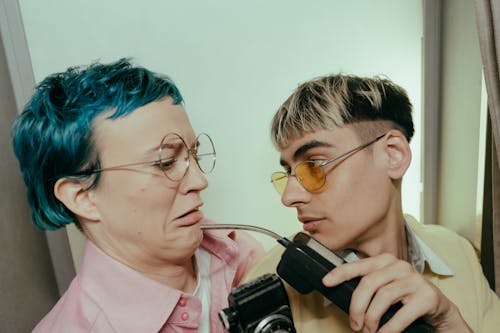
top-left (18, 0), bottom-right (423, 266)
top-left (439, 0), bottom-right (484, 246)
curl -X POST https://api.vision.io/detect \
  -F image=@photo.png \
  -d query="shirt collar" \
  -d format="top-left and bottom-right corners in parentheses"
top-left (79, 240), bottom-right (182, 333)
top-left (405, 220), bottom-right (455, 276)
top-left (78, 220), bottom-right (240, 333)
top-left (337, 220), bottom-right (455, 276)
top-left (323, 219), bottom-right (454, 307)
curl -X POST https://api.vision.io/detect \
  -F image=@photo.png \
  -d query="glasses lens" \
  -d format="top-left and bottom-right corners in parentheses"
top-left (158, 133), bottom-right (189, 181)
top-left (295, 161), bottom-right (325, 192)
top-left (271, 172), bottom-right (288, 195)
top-left (194, 133), bottom-right (216, 174)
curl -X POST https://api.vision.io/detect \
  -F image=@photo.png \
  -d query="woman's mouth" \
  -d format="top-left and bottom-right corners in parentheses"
top-left (173, 209), bottom-right (204, 227)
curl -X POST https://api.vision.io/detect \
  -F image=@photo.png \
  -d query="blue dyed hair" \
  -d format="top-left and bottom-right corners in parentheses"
top-left (11, 58), bottom-right (183, 231)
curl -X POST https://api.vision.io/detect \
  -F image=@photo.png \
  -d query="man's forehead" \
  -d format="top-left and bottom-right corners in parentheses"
top-left (278, 127), bottom-right (358, 163)
top-left (280, 128), bottom-right (348, 150)
top-left (279, 131), bottom-right (334, 163)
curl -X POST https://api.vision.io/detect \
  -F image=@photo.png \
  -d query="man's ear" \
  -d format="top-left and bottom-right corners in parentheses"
top-left (54, 178), bottom-right (100, 222)
top-left (383, 129), bottom-right (412, 179)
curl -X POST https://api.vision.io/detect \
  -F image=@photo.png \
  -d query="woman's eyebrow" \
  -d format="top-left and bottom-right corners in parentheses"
top-left (143, 140), bottom-right (183, 159)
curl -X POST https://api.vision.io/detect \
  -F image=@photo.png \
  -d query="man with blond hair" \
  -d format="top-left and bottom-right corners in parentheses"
top-left (245, 74), bottom-right (500, 332)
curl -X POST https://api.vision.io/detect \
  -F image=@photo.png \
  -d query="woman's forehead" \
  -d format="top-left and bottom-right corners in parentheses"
top-left (91, 100), bottom-right (194, 156)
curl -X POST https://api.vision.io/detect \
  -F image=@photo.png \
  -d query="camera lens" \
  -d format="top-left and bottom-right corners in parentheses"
top-left (253, 313), bottom-right (295, 333)
top-left (219, 308), bottom-right (238, 330)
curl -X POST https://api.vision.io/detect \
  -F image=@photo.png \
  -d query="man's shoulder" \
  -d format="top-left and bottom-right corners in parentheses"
top-left (405, 215), bottom-right (472, 250)
top-left (242, 243), bottom-right (285, 283)
top-left (406, 215), bottom-right (479, 270)
top-left (241, 244), bottom-right (353, 332)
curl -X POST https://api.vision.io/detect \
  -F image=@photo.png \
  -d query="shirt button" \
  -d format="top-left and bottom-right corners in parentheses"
top-left (181, 312), bottom-right (189, 321)
top-left (178, 298), bottom-right (187, 306)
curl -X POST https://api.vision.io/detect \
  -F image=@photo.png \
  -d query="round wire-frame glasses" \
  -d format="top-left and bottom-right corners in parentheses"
top-left (69, 132), bottom-right (216, 181)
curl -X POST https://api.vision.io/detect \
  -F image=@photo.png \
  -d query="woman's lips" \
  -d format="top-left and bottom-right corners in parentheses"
top-left (173, 210), bottom-right (204, 227)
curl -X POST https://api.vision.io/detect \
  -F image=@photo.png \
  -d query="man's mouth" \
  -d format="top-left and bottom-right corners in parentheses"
top-left (298, 215), bottom-right (324, 232)
top-left (302, 220), bottom-right (322, 232)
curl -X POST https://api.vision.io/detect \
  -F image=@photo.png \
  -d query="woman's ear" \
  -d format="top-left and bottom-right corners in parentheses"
top-left (54, 178), bottom-right (100, 222)
top-left (383, 129), bottom-right (412, 179)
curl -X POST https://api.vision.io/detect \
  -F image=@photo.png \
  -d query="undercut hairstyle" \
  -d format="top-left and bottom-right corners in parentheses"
top-left (271, 74), bottom-right (414, 149)
top-left (11, 58), bottom-right (183, 231)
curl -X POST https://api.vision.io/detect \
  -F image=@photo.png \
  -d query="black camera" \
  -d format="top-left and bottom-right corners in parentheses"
top-left (219, 273), bottom-right (296, 333)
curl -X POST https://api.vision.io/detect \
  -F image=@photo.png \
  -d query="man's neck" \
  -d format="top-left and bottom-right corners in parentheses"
top-left (351, 213), bottom-right (408, 260)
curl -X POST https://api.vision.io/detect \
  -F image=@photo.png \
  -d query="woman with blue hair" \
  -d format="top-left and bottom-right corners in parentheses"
top-left (12, 58), bottom-right (264, 332)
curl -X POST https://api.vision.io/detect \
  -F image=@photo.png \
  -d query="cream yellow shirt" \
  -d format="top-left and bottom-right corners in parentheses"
top-left (243, 217), bottom-right (500, 332)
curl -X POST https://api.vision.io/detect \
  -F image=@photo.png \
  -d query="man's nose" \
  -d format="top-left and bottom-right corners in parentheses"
top-left (281, 176), bottom-right (310, 207)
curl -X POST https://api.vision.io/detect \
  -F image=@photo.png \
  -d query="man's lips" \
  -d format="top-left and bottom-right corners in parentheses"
top-left (298, 216), bottom-right (324, 232)
top-left (298, 215), bottom-right (324, 223)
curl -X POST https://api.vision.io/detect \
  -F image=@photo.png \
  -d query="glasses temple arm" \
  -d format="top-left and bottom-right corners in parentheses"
top-left (321, 133), bottom-right (386, 167)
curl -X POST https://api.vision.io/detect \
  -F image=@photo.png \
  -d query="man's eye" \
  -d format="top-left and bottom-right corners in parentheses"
top-left (309, 159), bottom-right (325, 166)
top-left (154, 158), bottom-right (176, 170)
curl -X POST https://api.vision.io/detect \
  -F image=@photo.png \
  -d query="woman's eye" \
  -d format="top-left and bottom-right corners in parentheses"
top-left (154, 158), bottom-right (176, 170)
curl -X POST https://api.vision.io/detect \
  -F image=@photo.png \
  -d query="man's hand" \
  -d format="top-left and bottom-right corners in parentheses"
top-left (321, 253), bottom-right (473, 333)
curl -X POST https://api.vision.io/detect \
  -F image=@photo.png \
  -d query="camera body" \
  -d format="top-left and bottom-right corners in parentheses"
top-left (219, 273), bottom-right (296, 333)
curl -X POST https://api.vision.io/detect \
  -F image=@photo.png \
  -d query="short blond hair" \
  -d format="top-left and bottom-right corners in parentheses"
top-left (271, 74), bottom-right (414, 148)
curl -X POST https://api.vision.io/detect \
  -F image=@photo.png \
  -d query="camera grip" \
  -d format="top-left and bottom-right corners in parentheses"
top-left (276, 240), bottom-right (434, 333)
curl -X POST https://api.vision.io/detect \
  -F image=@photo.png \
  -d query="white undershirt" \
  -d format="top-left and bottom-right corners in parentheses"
top-left (192, 248), bottom-right (211, 333)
